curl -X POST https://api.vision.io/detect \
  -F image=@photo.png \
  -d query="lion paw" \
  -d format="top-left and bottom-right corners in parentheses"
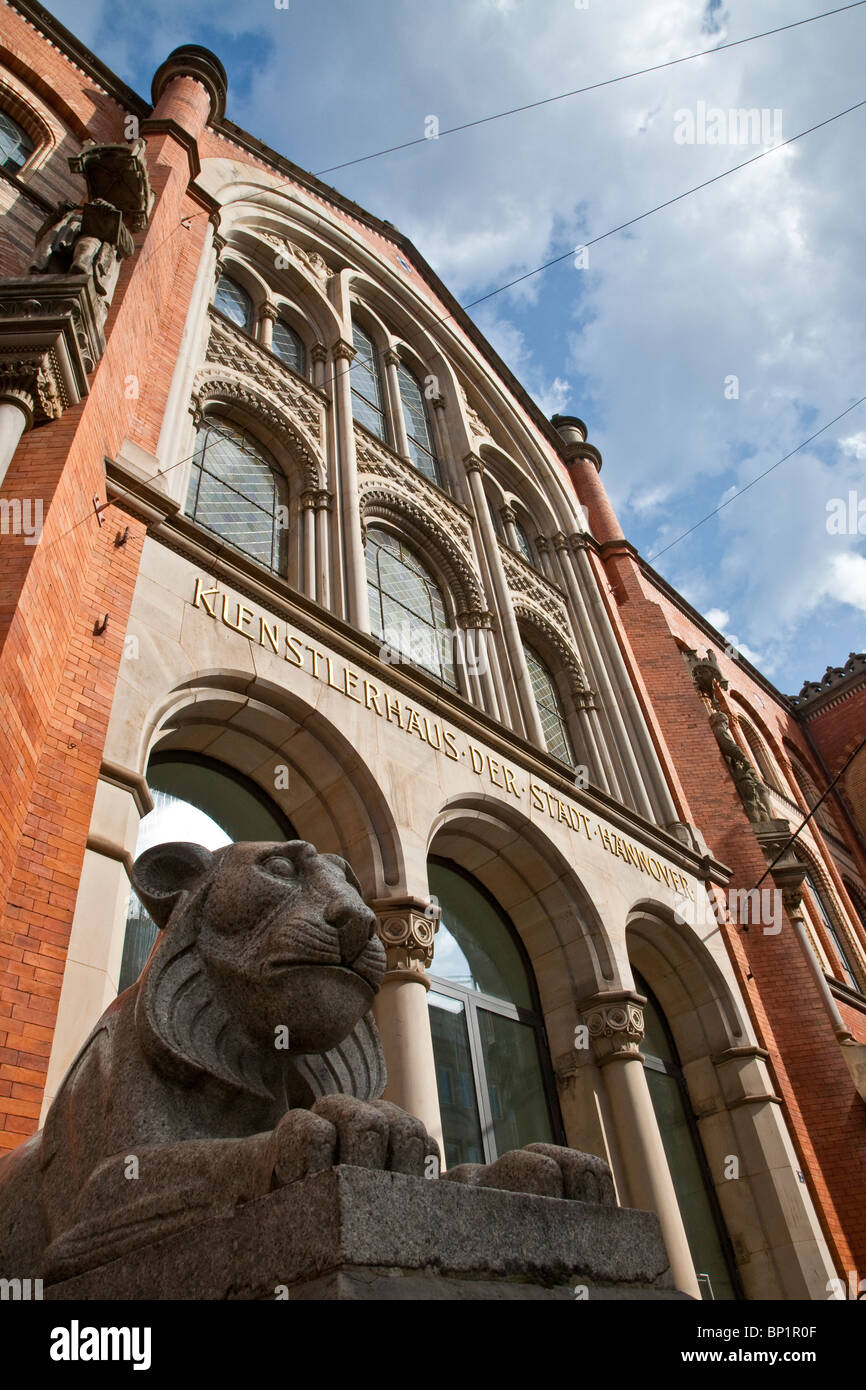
top-left (272, 1096), bottom-right (440, 1186)
top-left (440, 1143), bottom-right (615, 1204)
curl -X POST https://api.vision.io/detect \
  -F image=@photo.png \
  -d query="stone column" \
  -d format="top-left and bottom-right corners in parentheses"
top-left (383, 348), bottom-right (410, 457)
top-left (464, 453), bottom-right (546, 745)
top-left (429, 393), bottom-right (452, 491)
top-left (582, 992), bottom-right (700, 1298)
top-left (534, 533), bottom-right (559, 584)
top-left (500, 504), bottom-right (522, 554)
top-left (371, 899), bottom-right (444, 1160)
top-left (300, 488), bottom-right (317, 598)
top-left (0, 384), bottom-right (33, 487)
top-left (314, 489), bottom-right (332, 609)
top-left (311, 341), bottom-right (328, 391)
top-left (331, 338), bottom-right (371, 631)
top-left (258, 301), bottom-right (277, 351)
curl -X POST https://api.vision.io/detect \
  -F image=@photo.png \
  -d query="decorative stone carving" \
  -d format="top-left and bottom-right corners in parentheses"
top-left (710, 710), bottom-right (774, 824)
top-left (580, 997), bottom-right (646, 1062)
top-left (459, 384), bottom-right (490, 440)
top-left (30, 141), bottom-right (151, 333)
top-left (0, 837), bottom-right (623, 1291)
top-left (685, 647), bottom-right (729, 706)
top-left (355, 427), bottom-right (487, 615)
top-left (790, 652), bottom-right (866, 709)
top-left (501, 543), bottom-right (571, 637)
top-left (203, 310), bottom-right (325, 438)
top-left (257, 231), bottom-right (334, 282)
top-left (511, 596), bottom-right (593, 704)
top-left (0, 280), bottom-right (104, 427)
top-left (375, 901), bottom-right (439, 979)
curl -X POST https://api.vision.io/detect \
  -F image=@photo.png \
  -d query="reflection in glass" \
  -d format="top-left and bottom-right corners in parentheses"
top-left (429, 991), bottom-right (485, 1167)
top-left (477, 1008), bottom-right (553, 1156)
top-left (428, 862), bottom-right (531, 1007)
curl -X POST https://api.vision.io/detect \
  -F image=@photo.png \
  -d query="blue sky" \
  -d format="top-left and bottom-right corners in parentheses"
top-left (45, 0), bottom-right (866, 695)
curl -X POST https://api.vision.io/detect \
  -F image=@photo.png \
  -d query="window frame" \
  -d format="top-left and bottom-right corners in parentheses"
top-left (523, 639), bottom-right (576, 767)
top-left (395, 359), bottom-right (441, 485)
top-left (427, 856), bottom-right (565, 1163)
top-left (271, 315), bottom-right (307, 378)
top-left (185, 415), bottom-right (290, 576)
top-left (0, 105), bottom-right (36, 174)
top-left (634, 968), bottom-right (745, 1301)
top-left (365, 524), bottom-right (459, 690)
top-left (213, 272), bottom-right (255, 334)
top-left (350, 320), bottom-right (389, 443)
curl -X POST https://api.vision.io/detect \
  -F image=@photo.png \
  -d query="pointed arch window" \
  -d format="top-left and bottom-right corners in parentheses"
top-left (524, 642), bottom-right (575, 766)
top-left (397, 363), bottom-right (440, 484)
top-left (185, 419), bottom-right (288, 574)
top-left (427, 859), bottom-right (560, 1167)
top-left (365, 526), bottom-right (456, 687)
top-left (214, 274), bottom-right (253, 333)
top-left (272, 318), bottom-right (306, 376)
top-left (351, 323), bottom-right (386, 440)
top-left (0, 108), bottom-right (34, 172)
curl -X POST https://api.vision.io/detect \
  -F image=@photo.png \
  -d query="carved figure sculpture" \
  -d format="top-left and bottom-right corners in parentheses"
top-left (29, 140), bottom-right (150, 330)
top-left (0, 839), bottom-right (610, 1284)
top-left (709, 711), bottom-right (774, 824)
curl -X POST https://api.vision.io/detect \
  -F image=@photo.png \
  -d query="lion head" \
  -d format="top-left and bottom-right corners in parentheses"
top-left (128, 839), bottom-right (388, 1107)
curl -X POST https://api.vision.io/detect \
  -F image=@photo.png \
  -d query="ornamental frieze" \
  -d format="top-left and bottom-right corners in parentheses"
top-left (204, 310), bottom-right (325, 439)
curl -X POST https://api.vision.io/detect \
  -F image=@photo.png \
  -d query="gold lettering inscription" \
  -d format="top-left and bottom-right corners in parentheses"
top-left (189, 576), bottom-right (694, 899)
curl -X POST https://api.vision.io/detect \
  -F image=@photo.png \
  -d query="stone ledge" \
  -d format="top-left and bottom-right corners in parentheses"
top-left (44, 1165), bottom-right (684, 1301)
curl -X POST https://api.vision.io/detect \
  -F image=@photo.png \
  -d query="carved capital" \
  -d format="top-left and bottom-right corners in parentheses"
top-left (552, 531), bottom-right (570, 553)
top-left (332, 338), bottom-right (356, 363)
top-left (299, 489), bottom-right (317, 511)
top-left (258, 302), bottom-right (278, 323)
top-left (535, 535), bottom-right (550, 554)
top-left (384, 348), bottom-right (401, 369)
top-left (311, 342), bottom-right (328, 364)
top-left (374, 901), bottom-right (439, 981)
top-left (579, 994), bottom-right (645, 1062)
top-left (455, 607), bottom-right (495, 631)
top-left (463, 451), bottom-right (484, 474)
top-left (431, 393), bottom-right (447, 411)
top-left (313, 488), bottom-right (333, 511)
top-left (500, 504), bottom-right (516, 526)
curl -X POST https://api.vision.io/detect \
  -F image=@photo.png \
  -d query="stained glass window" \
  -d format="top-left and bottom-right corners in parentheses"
top-left (397, 363), bottom-right (440, 484)
top-left (351, 323), bottom-right (386, 440)
top-left (524, 642), bottom-right (575, 766)
top-left (0, 110), bottom-right (34, 172)
top-left (272, 318), bottom-right (306, 376)
top-left (366, 526), bottom-right (456, 687)
top-left (214, 275), bottom-right (253, 332)
top-left (185, 419), bottom-right (288, 573)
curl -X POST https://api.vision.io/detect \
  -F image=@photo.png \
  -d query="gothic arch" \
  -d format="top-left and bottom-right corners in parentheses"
top-left (513, 601), bottom-right (589, 700)
top-left (192, 369), bottom-right (325, 491)
top-left (359, 488), bottom-right (487, 623)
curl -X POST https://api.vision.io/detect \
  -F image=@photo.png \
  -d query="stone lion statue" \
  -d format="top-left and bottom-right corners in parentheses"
top-left (0, 839), bottom-right (612, 1285)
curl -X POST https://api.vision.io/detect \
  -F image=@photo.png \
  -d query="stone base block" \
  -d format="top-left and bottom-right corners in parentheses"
top-left (44, 1165), bottom-right (690, 1300)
